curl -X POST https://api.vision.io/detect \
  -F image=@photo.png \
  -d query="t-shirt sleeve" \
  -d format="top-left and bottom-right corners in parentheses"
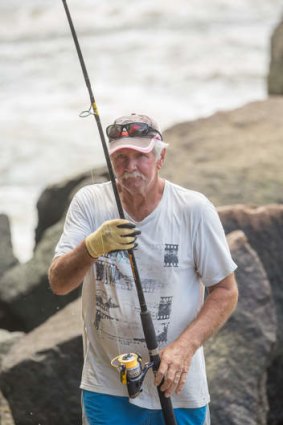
top-left (54, 189), bottom-right (93, 258)
top-left (193, 201), bottom-right (237, 286)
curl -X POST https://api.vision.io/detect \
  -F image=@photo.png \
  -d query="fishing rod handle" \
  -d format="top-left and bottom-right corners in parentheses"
top-left (140, 313), bottom-right (178, 425)
top-left (158, 387), bottom-right (178, 425)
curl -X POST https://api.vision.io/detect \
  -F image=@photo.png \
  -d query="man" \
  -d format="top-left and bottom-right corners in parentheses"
top-left (49, 113), bottom-right (238, 425)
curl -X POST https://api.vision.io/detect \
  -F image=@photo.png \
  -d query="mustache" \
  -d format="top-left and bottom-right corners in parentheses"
top-left (122, 171), bottom-right (146, 180)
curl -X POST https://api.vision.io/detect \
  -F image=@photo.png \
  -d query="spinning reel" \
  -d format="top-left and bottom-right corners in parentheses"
top-left (111, 353), bottom-right (154, 399)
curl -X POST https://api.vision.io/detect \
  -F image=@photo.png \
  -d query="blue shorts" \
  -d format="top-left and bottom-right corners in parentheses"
top-left (82, 390), bottom-right (207, 425)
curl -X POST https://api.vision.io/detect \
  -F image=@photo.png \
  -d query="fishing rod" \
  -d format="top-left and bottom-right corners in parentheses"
top-left (61, 1), bottom-right (177, 424)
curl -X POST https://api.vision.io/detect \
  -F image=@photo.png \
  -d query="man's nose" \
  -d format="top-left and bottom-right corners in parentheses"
top-left (125, 158), bottom-right (138, 171)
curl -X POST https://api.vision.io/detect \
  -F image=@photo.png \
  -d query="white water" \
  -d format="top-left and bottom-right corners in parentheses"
top-left (0, 0), bottom-right (282, 262)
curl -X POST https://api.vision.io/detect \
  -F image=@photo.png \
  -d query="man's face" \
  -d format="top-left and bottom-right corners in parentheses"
top-left (111, 148), bottom-right (159, 194)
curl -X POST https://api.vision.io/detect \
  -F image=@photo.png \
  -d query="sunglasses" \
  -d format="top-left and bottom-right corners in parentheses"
top-left (106, 122), bottom-right (163, 141)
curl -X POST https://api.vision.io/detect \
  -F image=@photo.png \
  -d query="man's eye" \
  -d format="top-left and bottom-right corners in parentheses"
top-left (115, 154), bottom-right (126, 161)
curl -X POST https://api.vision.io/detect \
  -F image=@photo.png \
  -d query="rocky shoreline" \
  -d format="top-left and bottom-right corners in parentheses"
top-left (1, 18), bottom-right (283, 425)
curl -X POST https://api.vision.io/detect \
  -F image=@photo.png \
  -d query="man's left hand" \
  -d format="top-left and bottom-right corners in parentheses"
top-left (154, 340), bottom-right (192, 397)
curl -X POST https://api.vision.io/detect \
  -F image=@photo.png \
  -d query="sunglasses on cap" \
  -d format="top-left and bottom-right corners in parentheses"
top-left (106, 122), bottom-right (163, 141)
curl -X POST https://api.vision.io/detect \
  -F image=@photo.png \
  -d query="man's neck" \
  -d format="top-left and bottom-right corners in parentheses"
top-left (118, 177), bottom-right (165, 222)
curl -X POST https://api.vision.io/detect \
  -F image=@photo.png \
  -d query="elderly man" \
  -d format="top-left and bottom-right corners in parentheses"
top-left (49, 113), bottom-right (238, 425)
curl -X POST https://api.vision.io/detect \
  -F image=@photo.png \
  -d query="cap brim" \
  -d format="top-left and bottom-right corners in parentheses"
top-left (108, 136), bottom-right (157, 155)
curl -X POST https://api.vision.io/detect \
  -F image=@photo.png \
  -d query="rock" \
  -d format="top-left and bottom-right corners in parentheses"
top-left (35, 167), bottom-right (108, 247)
top-left (268, 21), bottom-right (283, 95)
top-left (0, 215), bottom-right (19, 334)
top-left (0, 299), bottom-right (83, 425)
top-left (207, 230), bottom-right (276, 425)
top-left (218, 205), bottom-right (283, 336)
top-left (0, 215), bottom-right (18, 278)
top-left (0, 330), bottom-right (23, 367)
top-left (0, 330), bottom-right (23, 425)
top-left (0, 220), bottom-right (80, 332)
top-left (162, 98), bottom-right (283, 206)
top-left (0, 393), bottom-right (15, 425)
top-left (218, 205), bottom-right (283, 425)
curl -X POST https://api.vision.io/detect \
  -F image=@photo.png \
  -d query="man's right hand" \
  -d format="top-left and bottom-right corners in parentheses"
top-left (85, 219), bottom-right (140, 259)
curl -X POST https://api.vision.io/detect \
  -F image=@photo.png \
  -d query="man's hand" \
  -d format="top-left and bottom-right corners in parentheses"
top-left (154, 339), bottom-right (192, 398)
top-left (85, 219), bottom-right (140, 258)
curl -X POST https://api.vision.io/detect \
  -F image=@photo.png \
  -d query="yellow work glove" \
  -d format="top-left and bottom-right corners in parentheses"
top-left (85, 219), bottom-right (140, 259)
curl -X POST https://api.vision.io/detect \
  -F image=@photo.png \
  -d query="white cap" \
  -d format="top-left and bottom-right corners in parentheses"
top-left (108, 113), bottom-right (162, 155)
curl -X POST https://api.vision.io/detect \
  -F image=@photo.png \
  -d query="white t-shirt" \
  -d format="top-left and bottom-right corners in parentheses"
top-left (55, 180), bottom-right (237, 409)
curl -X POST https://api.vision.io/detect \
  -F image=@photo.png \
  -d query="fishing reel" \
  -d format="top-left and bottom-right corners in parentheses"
top-left (111, 353), bottom-right (154, 399)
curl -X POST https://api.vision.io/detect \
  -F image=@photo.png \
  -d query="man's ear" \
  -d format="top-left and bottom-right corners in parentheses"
top-left (157, 148), bottom-right (166, 170)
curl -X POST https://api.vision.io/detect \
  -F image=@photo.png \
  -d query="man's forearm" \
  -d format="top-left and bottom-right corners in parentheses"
top-left (178, 272), bottom-right (238, 353)
top-left (155, 272), bottom-right (238, 397)
top-left (48, 241), bottom-right (95, 295)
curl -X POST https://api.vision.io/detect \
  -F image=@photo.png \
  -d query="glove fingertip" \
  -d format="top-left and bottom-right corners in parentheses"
top-left (117, 223), bottom-right (136, 229)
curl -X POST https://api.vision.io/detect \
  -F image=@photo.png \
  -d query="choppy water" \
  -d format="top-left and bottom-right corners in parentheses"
top-left (0, 0), bottom-right (282, 262)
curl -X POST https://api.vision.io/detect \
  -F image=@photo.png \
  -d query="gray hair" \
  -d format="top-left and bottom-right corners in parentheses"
top-left (153, 139), bottom-right (169, 159)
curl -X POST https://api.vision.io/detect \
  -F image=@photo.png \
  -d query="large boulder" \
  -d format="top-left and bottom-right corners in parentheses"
top-left (218, 205), bottom-right (283, 425)
top-left (268, 20), bottom-right (283, 95)
top-left (0, 220), bottom-right (80, 332)
top-left (219, 205), bottom-right (283, 335)
top-left (0, 299), bottom-right (83, 425)
top-left (162, 98), bottom-right (283, 207)
top-left (0, 215), bottom-right (18, 278)
top-left (206, 231), bottom-right (276, 425)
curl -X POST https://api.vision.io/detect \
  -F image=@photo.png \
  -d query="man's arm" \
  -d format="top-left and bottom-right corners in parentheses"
top-left (48, 241), bottom-right (95, 295)
top-left (155, 272), bottom-right (238, 397)
top-left (49, 218), bottom-right (140, 295)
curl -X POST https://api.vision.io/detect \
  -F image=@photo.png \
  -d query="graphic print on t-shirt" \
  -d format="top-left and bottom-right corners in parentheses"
top-left (157, 296), bottom-right (173, 320)
top-left (164, 243), bottom-right (179, 267)
top-left (95, 251), bottom-right (134, 291)
top-left (94, 252), bottom-right (173, 347)
top-left (94, 293), bottom-right (119, 330)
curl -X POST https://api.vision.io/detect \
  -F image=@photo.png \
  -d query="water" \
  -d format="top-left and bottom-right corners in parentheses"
top-left (0, 0), bottom-right (282, 262)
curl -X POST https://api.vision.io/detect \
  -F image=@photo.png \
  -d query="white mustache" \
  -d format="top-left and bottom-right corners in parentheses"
top-left (122, 171), bottom-right (146, 180)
